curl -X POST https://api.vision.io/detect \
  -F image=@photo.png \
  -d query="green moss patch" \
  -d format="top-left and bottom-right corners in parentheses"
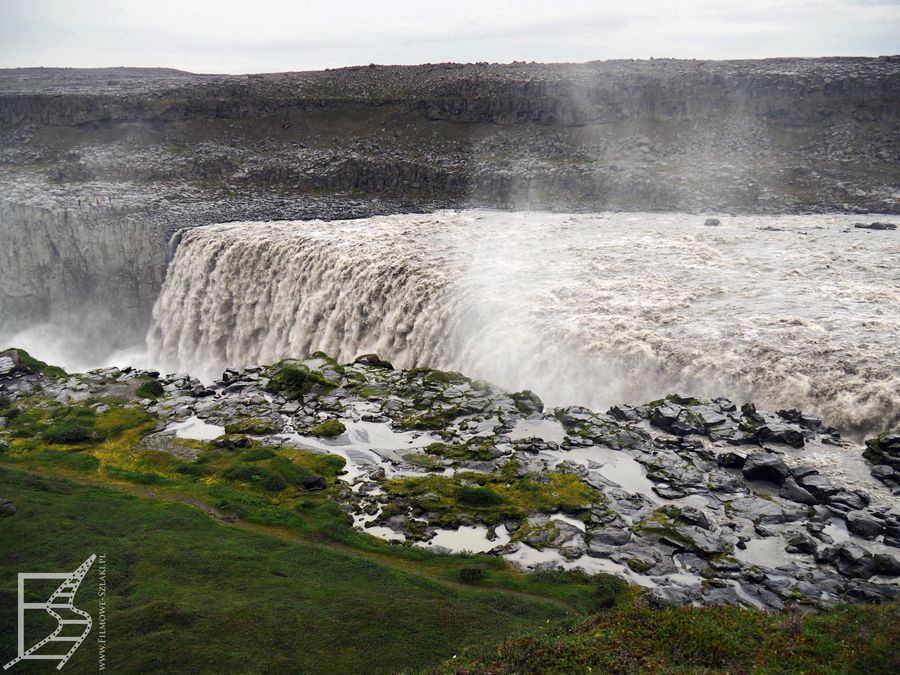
top-left (265, 362), bottom-right (337, 400)
top-left (310, 419), bottom-right (346, 437)
top-left (224, 418), bottom-right (280, 435)
top-left (383, 464), bottom-right (604, 524)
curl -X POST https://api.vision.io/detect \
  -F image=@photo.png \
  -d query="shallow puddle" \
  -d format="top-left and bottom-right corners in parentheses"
top-left (164, 415), bottom-right (225, 441)
top-left (509, 418), bottom-right (567, 443)
top-left (417, 525), bottom-right (511, 554)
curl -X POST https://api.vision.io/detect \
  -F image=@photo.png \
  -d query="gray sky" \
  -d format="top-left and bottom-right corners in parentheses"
top-left (1, 0), bottom-right (898, 73)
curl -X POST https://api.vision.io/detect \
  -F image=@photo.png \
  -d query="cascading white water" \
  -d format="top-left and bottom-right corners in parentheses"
top-left (148, 210), bottom-right (900, 436)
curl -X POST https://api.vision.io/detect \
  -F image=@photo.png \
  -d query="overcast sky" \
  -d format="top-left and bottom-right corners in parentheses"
top-left (1, 0), bottom-right (898, 73)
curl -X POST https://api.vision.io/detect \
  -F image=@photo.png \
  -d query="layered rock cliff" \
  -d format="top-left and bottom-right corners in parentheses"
top-left (0, 201), bottom-right (168, 359)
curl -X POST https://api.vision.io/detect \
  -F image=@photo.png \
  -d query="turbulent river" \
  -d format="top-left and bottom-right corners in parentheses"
top-left (146, 210), bottom-right (900, 438)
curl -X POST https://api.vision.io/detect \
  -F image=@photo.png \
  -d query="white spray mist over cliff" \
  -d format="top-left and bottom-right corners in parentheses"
top-left (148, 210), bottom-right (900, 436)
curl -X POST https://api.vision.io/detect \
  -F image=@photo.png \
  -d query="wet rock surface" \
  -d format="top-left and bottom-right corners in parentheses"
top-left (3, 351), bottom-right (898, 612)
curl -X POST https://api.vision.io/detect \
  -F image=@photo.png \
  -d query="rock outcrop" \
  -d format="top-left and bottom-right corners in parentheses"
top-left (4, 350), bottom-right (897, 612)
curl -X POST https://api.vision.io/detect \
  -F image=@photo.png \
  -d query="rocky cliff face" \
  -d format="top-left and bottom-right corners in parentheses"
top-left (1, 59), bottom-right (898, 213)
top-left (0, 201), bottom-right (168, 360)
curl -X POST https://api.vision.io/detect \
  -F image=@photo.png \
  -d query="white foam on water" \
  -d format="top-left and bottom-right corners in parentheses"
top-left (148, 210), bottom-right (900, 437)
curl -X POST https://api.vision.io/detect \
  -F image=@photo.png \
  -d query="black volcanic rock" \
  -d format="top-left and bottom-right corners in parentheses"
top-left (742, 453), bottom-right (790, 484)
top-left (854, 222), bottom-right (897, 230)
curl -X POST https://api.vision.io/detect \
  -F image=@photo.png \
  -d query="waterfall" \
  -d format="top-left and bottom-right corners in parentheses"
top-left (148, 210), bottom-right (900, 436)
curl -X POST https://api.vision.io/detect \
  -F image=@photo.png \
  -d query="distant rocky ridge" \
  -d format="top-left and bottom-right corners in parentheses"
top-left (2, 59), bottom-right (899, 215)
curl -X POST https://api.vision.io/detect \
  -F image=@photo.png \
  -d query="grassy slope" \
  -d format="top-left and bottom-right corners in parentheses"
top-left (2, 377), bottom-right (898, 674)
top-left (436, 602), bottom-right (900, 674)
top-left (0, 468), bottom-right (569, 674)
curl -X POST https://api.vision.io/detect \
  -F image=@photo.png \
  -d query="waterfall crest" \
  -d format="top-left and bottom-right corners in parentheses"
top-left (148, 210), bottom-right (900, 436)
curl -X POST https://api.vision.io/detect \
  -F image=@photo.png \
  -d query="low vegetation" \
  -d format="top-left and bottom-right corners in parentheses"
top-left (9, 348), bottom-right (67, 378)
top-left (437, 602), bottom-right (900, 674)
top-left (265, 362), bottom-right (336, 401)
top-left (135, 376), bottom-right (164, 400)
top-left (310, 419), bottom-right (346, 437)
top-left (0, 468), bottom-right (570, 674)
top-left (382, 461), bottom-right (603, 526)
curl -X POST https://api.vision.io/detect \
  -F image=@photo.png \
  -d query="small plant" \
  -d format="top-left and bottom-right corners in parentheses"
top-left (41, 421), bottom-right (95, 444)
top-left (266, 363), bottom-right (336, 401)
top-left (457, 486), bottom-right (503, 507)
top-left (310, 419), bottom-right (346, 438)
top-left (459, 568), bottom-right (485, 584)
top-left (262, 473), bottom-right (287, 492)
top-left (591, 573), bottom-right (628, 610)
top-left (136, 378), bottom-right (165, 399)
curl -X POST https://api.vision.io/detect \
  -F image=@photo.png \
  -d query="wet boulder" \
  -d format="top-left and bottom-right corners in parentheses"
top-left (853, 221), bottom-right (897, 230)
top-left (607, 404), bottom-right (640, 422)
top-left (863, 433), bottom-right (900, 471)
top-left (796, 473), bottom-right (840, 501)
top-left (729, 496), bottom-right (803, 525)
top-left (755, 423), bottom-right (805, 448)
top-left (779, 476), bottom-right (819, 505)
top-left (353, 354), bottom-right (394, 369)
top-left (511, 390), bottom-right (544, 414)
top-left (827, 490), bottom-right (869, 512)
top-left (716, 451), bottom-right (747, 468)
top-left (776, 408), bottom-right (822, 430)
top-left (588, 528), bottom-right (632, 549)
top-left (680, 506), bottom-right (712, 531)
top-left (742, 453), bottom-right (790, 484)
top-left (649, 403), bottom-right (705, 436)
top-left (645, 586), bottom-right (697, 607)
top-left (785, 531), bottom-right (818, 555)
top-left (874, 553), bottom-right (900, 576)
top-left (845, 511), bottom-right (883, 539)
top-left (740, 402), bottom-right (765, 425)
top-left (820, 542), bottom-right (877, 579)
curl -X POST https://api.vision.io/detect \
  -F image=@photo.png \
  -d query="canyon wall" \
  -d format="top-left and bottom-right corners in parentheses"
top-left (1, 58), bottom-right (898, 363)
top-left (0, 201), bottom-right (169, 360)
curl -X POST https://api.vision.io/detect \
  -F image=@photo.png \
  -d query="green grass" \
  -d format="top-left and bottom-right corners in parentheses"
top-left (0, 468), bottom-right (571, 674)
top-left (135, 377), bottom-right (164, 400)
top-left (436, 603), bottom-right (900, 674)
top-left (0, 406), bottom-right (606, 616)
top-left (425, 437), bottom-right (497, 462)
top-left (7, 348), bottom-right (67, 378)
top-left (383, 462), bottom-right (604, 526)
top-left (310, 419), bottom-right (346, 438)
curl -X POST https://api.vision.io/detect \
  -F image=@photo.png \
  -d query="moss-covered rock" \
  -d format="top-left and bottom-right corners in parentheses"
top-left (224, 418), bottom-right (280, 435)
top-left (310, 419), bottom-right (346, 438)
